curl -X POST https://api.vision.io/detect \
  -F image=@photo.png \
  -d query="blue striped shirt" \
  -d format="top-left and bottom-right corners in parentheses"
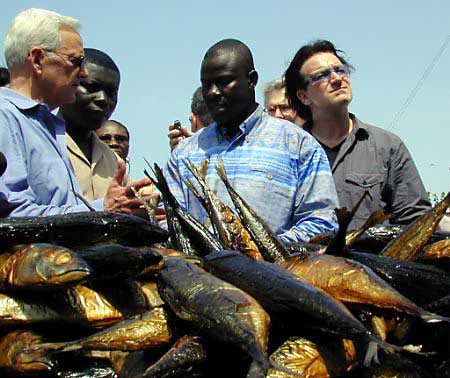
top-left (165, 105), bottom-right (338, 242)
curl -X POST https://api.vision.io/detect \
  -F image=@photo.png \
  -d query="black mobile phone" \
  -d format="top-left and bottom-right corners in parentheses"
top-left (174, 120), bottom-right (182, 131)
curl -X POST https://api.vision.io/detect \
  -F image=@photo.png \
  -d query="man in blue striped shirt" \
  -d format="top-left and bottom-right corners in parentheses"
top-left (165, 39), bottom-right (338, 242)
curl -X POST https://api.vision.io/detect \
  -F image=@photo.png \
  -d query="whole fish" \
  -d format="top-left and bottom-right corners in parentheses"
top-left (145, 163), bottom-right (200, 256)
top-left (204, 250), bottom-right (425, 366)
top-left (0, 330), bottom-right (56, 374)
top-left (0, 243), bottom-right (91, 290)
top-left (279, 252), bottom-right (447, 322)
top-left (266, 336), bottom-right (358, 378)
top-left (380, 191), bottom-right (450, 260)
top-left (0, 211), bottom-right (169, 248)
top-left (346, 251), bottom-right (450, 305)
top-left (157, 257), bottom-right (271, 376)
top-left (150, 163), bottom-right (224, 256)
top-left (184, 158), bottom-right (263, 260)
top-left (72, 244), bottom-right (162, 280)
top-left (143, 335), bottom-right (207, 378)
top-left (215, 157), bottom-right (290, 262)
top-left (25, 307), bottom-right (171, 354)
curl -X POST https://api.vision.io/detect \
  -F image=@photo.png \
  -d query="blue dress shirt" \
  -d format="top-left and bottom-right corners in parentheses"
top-left (165, 105), bottom-right (339, 242)
top-left (0, 88), bottom-right (103, 217)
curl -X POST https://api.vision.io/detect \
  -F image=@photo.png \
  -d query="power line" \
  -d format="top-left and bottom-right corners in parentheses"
top-left (389, 35), bottom-right (450, 131)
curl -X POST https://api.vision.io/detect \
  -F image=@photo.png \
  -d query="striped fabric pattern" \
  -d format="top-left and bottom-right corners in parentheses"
top-left (165, 106), bottom-right (338, 242)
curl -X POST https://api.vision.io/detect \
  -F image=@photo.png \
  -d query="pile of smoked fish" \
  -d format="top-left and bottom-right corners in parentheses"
top-left (0, 159), bottom-right (448, 378)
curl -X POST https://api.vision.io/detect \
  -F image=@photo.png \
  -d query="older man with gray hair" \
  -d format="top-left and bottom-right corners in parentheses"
top-left (0, 8), bottom-right (152, 217)
top-left (263, 78), bottom-right (304, 127)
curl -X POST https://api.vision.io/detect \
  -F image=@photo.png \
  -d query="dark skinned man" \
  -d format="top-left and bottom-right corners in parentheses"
top-left (166, 39), bottom-right (338, 243)
top-left (59, 48), bottom-right (127, 201)
top-left (96, 119), bottom-right (130, 161)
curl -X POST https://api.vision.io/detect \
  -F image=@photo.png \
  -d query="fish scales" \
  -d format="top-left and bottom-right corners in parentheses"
top-left (157, 257), bottom-right (271, 373)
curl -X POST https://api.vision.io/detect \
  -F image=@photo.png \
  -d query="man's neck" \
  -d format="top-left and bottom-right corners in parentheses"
top-left (219, 102), bottom-right (258, 139)
top-left (9, 73), bottom-right (57, 110)
top-left (311, 108), bottom-right (352, 148)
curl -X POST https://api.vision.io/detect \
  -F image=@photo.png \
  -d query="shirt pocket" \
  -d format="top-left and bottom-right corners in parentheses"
top-left (343, 172), bottom-right (385, 220)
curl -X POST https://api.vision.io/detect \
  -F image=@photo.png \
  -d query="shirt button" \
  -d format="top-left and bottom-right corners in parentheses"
top-left (245, 135), bottom-right (250, 142)
top-left (267, 173), bottom-right (273, 180)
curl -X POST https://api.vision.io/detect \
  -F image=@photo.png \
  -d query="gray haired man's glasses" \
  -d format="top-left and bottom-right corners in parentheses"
top-left (44, 49), bottom-right (86, 69)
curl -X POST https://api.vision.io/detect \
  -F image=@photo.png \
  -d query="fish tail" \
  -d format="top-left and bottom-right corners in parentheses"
top-left (365, 338), bottom-right (433, 366)
top-left (421, 311), bottom-right (450, 324)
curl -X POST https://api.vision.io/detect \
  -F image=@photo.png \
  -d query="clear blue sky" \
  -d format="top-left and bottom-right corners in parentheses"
top-left (1, 0), bottom-right (449, 196)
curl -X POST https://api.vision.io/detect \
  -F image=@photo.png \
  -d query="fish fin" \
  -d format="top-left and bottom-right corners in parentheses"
top-left (365, 338), bottom-right (433, 367)
top-left (421, 312), bottom-right (450, 323)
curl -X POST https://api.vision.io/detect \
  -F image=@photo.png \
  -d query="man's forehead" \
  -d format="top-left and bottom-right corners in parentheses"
top-left (83, 63), bottom-right (120, 85)
top-left (201, 50), bottom-right (243, 73)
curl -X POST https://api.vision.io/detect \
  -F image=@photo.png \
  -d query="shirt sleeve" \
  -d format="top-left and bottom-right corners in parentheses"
top-left (385, 139), bottom-right (431, 224)
top-left (0, 110), bottom-right (98, 217)
top-left (278, 141), bottom-right (339, 242)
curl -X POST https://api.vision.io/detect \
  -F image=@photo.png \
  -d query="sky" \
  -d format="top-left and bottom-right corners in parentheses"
top-left (1, 0), bottom-right (449, 197)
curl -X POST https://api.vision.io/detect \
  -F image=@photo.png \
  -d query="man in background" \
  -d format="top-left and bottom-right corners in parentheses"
top-left (96, 119), bottom-right (130, 161)
top-left (264, 78), bottom-right (304, 126)
top-left (0, 8), bottom-right (150, 217)
top-left (59, 48), bottom-right (127, 201)
top-left (0, 67), bottom-right (10, 87)
top-left (168, 86), bottom-right (213, 151)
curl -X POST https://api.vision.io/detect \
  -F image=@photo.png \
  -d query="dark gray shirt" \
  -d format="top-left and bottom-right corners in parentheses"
top-left (304, 114), bottom-right (431, 230)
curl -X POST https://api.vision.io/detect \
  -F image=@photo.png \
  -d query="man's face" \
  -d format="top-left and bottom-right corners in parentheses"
top-left (39, 27), bottom-right (88, 110)
top-left (297, 52), bottom-right (352, 113)
top-left (265, 87), bottom-right (303, 126)
top-left (95, 121), bottom-right (129, 159)
top-left (60, 61), bottom-right (120, 131)
top-left (201, 52), bottom-right (255, 128)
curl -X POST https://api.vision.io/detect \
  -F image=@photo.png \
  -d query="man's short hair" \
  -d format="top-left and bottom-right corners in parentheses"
top-left (107, 120), bottom-right (130, 140)
top-left (191, 87), bottom-right (213, 127)
top-left (263, 78), bottom-right (285, 106)
top-left (203, 39), bottom-right (255, 74)
top-left (284, 40), bottom-right (353, 122)
top-left (84, 48), bottom-right (120, 76)
top-left (4, 8), bottom-right (80, 70)
top-left (0, 67), bottom-right (10, 87)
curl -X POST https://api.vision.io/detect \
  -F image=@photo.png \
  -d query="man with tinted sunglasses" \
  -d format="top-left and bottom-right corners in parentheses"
top-left (284, 40), bottom-right (431, 230)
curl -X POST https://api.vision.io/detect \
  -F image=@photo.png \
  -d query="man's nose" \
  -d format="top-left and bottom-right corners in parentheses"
top-left (94, 90), bottom-right (107, 105)
top-left (329, 71), bottom-right (342, 83)
top-left (79, 65), bottom-right (89, 79)
top-left (274, 107), bottom-right (285, 119)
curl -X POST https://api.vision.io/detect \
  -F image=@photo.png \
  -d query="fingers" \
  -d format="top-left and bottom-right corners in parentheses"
top-left (130, 177), bottom-right (152, 192)
top-left (113, 159), bottom-right (126, 185)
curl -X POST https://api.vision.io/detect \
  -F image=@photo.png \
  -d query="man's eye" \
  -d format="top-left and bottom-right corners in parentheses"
top-left (314, 71), bottom-right (329, 81)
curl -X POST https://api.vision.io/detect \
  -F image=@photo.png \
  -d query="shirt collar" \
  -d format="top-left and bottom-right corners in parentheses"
top-left (0, 87), bottom-right (49, 111)
top-left (303, 113), bottom-right (366, 136)
top-left (216, 104), bottom-right (264, 140)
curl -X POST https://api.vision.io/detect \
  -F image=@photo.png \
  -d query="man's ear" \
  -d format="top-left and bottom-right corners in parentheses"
top-left (190, 112), bottom-right (202, 133)
top-left (248, 69), bottom-right (258, 88)
top-left (28, 47), bottom-right (45, 74)
top-left (296, 89), bottom-right (310, 106)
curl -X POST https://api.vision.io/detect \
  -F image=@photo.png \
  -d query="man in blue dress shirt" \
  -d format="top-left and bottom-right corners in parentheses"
top-left (166, 39), bottom-right (338, 242)
top-left (0, 8), bottom-right (151, 217)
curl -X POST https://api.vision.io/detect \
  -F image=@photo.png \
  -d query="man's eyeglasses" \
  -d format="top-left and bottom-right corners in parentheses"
top-left (44, 49), bottom-right (86, 69)
top-left (306, 65), bottom-right (349, 86)
top-left (265, 104), bottom-right (294, 116)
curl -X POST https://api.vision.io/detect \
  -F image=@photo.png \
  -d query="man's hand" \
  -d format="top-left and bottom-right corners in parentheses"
top-left (168, 123), bottom-right (194, 151)
top-left (103, 159), bottom-right (152, 218)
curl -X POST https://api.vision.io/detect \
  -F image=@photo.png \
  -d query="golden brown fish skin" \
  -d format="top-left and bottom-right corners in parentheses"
top-left (267, 336), bottom-right (358, 378)
top-left (184, 158), bottom-right (263, 260)
top-left (279, 253), bottom-right (442, 319)
top-left (345, 210), bottom-right (392, 248)
top-left (381, 191), bottom-right (450, 261)
top-left (28, 307), bottom-right (171, 354)
top-left (0, 243), bottom-right (91, 289)
top-left (0, 330), bottom-right (55, 374)
top-left (158, 257), bottom-right (271, 373)
top-left (138, 281), bottom-right (165, 309)
top-left (421, 239), bottom-right (450, 260)
top-left (66, 285), bottom-right (124, 329)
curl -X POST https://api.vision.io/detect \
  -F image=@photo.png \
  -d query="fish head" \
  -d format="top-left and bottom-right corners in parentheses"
top-left (15, 349), bottom-right (56, 373)
top-left (13, 244), bottom-right (91, 287)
